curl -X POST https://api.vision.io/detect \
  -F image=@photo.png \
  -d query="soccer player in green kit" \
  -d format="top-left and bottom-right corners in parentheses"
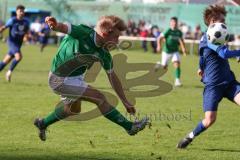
top-left (34, 16), bottom-right (149, 141)
top-left (155, 17), bottom-right (187, 87)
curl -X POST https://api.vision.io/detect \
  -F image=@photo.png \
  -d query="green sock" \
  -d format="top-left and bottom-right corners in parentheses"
top-left (175, 67), bottom-right (181, 79)
top-left (43, 103), bottom-right (67, 128)
top-left (104, 108), bottom-right (133, 131)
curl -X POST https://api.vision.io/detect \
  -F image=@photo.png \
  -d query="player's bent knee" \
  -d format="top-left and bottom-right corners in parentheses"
top-left (15, 57), bottom-right (22, 61)
top-left (15, 53), bottom-right (22, 61)
top-left (69, 101), bottom-right (81, 114)
top-left (204, 117), bottom-right (216, 128)
top-left (173, 61), bottom-right (180, 67)
top-left (91, 92), bottom-right (108, 106)
top-left (233, 92), bottom-right (240, 105)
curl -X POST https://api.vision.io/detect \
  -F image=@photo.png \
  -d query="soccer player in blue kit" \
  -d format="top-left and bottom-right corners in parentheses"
top-left (177, 5), bottom-right (240, 149)
top-left (0, 5), bottom-right (30, 82)
top-left (39, 23), bottom-right (50, 52)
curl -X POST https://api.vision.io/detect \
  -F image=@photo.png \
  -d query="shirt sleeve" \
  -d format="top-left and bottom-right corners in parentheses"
top-left (5, 18), bottom-right (13, 28)
top-left (207, 43), bottom-right (240, 59)
top-left (163, 29), bottom-right (170, 38)
top-left (67, 24), bottom-right (86, 39)
top-left (199, 55), bottom-right (204, 71)
top-left (179, 30), bottom-right (183, 38)
top-left (101, 51), bottom-right (113, 73)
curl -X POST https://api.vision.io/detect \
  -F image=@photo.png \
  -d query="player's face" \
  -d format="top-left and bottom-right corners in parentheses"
top-left (170, 19), bottom-right (177, 29)
top-left (104, 29), bottom-right (120, 44)
top-left (16, 9), bottom-right (25, 19)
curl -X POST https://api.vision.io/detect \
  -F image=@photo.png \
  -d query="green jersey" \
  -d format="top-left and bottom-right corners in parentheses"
top-left (162, 28), bottom-right (183, 53)
top-left (51, 24), bottom-right (113, 77)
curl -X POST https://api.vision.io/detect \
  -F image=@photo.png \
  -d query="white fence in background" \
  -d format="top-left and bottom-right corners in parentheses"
top-left (119, 36), bottom-right (240, 55)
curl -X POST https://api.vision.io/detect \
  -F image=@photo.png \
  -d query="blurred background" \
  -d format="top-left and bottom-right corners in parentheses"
top-left (0, 0), bottom-right (240, 53)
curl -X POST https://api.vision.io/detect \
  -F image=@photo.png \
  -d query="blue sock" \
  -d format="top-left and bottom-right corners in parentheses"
top-left (9, 59), bottom-right (20, 71)
top-left (0, 62), bottom-right (6, 71)
top-left (192, 121), bottom-right (206, 137)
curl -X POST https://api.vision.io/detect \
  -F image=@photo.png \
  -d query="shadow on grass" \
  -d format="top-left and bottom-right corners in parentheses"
top-left (203, 148), bottom-right (240, 153)
top-left (0, 152), bottom-right (140, 160)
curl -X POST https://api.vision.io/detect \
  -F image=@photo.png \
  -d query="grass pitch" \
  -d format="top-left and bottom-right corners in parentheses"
top-left (0, 42), bottom-right (240, 160)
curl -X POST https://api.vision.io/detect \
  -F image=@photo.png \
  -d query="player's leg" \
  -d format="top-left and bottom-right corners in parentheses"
top-left (234, 93), bottom-right (240, 105)
top-left (34, 100), bottom-right (81, 141)
top-left (0, 54), bottom-right (13, 71)
top-left (40, 37), bottom-right (48, 52)
top-left (42, 99), bottom-right (81, 127)
top-left (177, 86), bottom-right (223, 149)
top-left (155, 51), bottom-right (171, 71)
top-left (225, 81), bottom-right (240, 105)
top-left (40, 44), bottom-right (47, 52)
top-left (42, 85), bottom-right (148, 134)
top-left (172, 52), bottom-right (181, 86)
top-left (80, 86), bottom-right (149, 135)
top-left (6, 52), bottom-right (22, 82)
top-left (34, 73), bottom-right (85, 141)
top-left (177, 111), bottom-right (217, 149)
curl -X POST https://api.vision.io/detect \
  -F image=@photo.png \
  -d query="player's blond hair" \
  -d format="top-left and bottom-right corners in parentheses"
top-left (96, 15), bottom-right (127, 34)
top-left (203, 5), bottom-right (227, 26)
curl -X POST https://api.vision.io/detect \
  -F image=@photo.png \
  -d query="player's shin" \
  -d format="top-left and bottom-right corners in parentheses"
top-left (104, 107), bottom-right (133, 131)
top-left (0, 61), bottom-right (6, 71)
top-left (189, 121), bottom-right (207, 139)
top-left (175, 67), bottom-right (181, 79)
top-left (43, 103), bottom-right (69, 128)
top-left (9, 59), bottom-right (20, 71)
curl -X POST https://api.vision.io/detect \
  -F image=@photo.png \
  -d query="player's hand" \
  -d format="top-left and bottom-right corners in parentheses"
top-left (45, 16), bottom-right (57, 30)
top-left (197, 69), bottom-right (203, 77)
top-left (157, 46), bottom-right (161, 53)
top-left (124, 102), bottom-right (136, 115)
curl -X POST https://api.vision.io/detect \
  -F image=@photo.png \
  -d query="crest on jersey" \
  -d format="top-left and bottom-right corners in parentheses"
top-left (18, 25), bottom-right (25, 31)
top-left (84, 44), bottom-right (90, 50)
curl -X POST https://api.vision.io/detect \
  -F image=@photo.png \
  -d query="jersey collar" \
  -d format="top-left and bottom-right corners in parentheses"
top-left (94, 32), bottom-right (101, 48)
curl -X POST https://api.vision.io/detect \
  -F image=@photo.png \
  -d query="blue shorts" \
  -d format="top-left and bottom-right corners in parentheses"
top-left (203, 81), bottom-right (240, 112)
top-left (8, 41), bottom-right (22, 56)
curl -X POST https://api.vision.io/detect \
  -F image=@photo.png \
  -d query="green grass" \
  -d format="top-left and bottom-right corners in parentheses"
top-left (0, 42), bottom-right (240, 160)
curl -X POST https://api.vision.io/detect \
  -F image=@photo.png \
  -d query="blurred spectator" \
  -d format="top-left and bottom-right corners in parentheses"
top-left (127, 20), bottom-right (139, 36)
top-left (150, 25), bottom-right (161, 53)
top-left (30, 18), bottom-right (41, 44)
top-left (139, 22), bottom-right (148, 52)
top-left (38, 23), bottom-right (50, 52)
top-left (179, 22), bottom-right (190, 39)
top-left (193, 24), bottom-right (203, 40)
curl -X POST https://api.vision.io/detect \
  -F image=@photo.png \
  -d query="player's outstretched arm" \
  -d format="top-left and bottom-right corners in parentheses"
top-left (198, 56), bottom-right (204, 78)
top-left (207, 42), bottom-right (240, 59)
top-left (0, 25), bottom-right (7, 33)
top-left (0, 18), bottom-right (14, 33)
top-left (45, 16), bottom-right (68, 34)
top-left (107, 71), bottom-right (136, 114)
top-left (179, 38), bottom-right (187, 56)
top-left (156, 36), bottom-right (164, 53)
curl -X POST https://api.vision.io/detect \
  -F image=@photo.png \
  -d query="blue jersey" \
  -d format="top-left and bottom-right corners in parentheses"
top-left (198, 33), bottom-right (235, 86)
top-left (5, 17), bottom-right (30, 46)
